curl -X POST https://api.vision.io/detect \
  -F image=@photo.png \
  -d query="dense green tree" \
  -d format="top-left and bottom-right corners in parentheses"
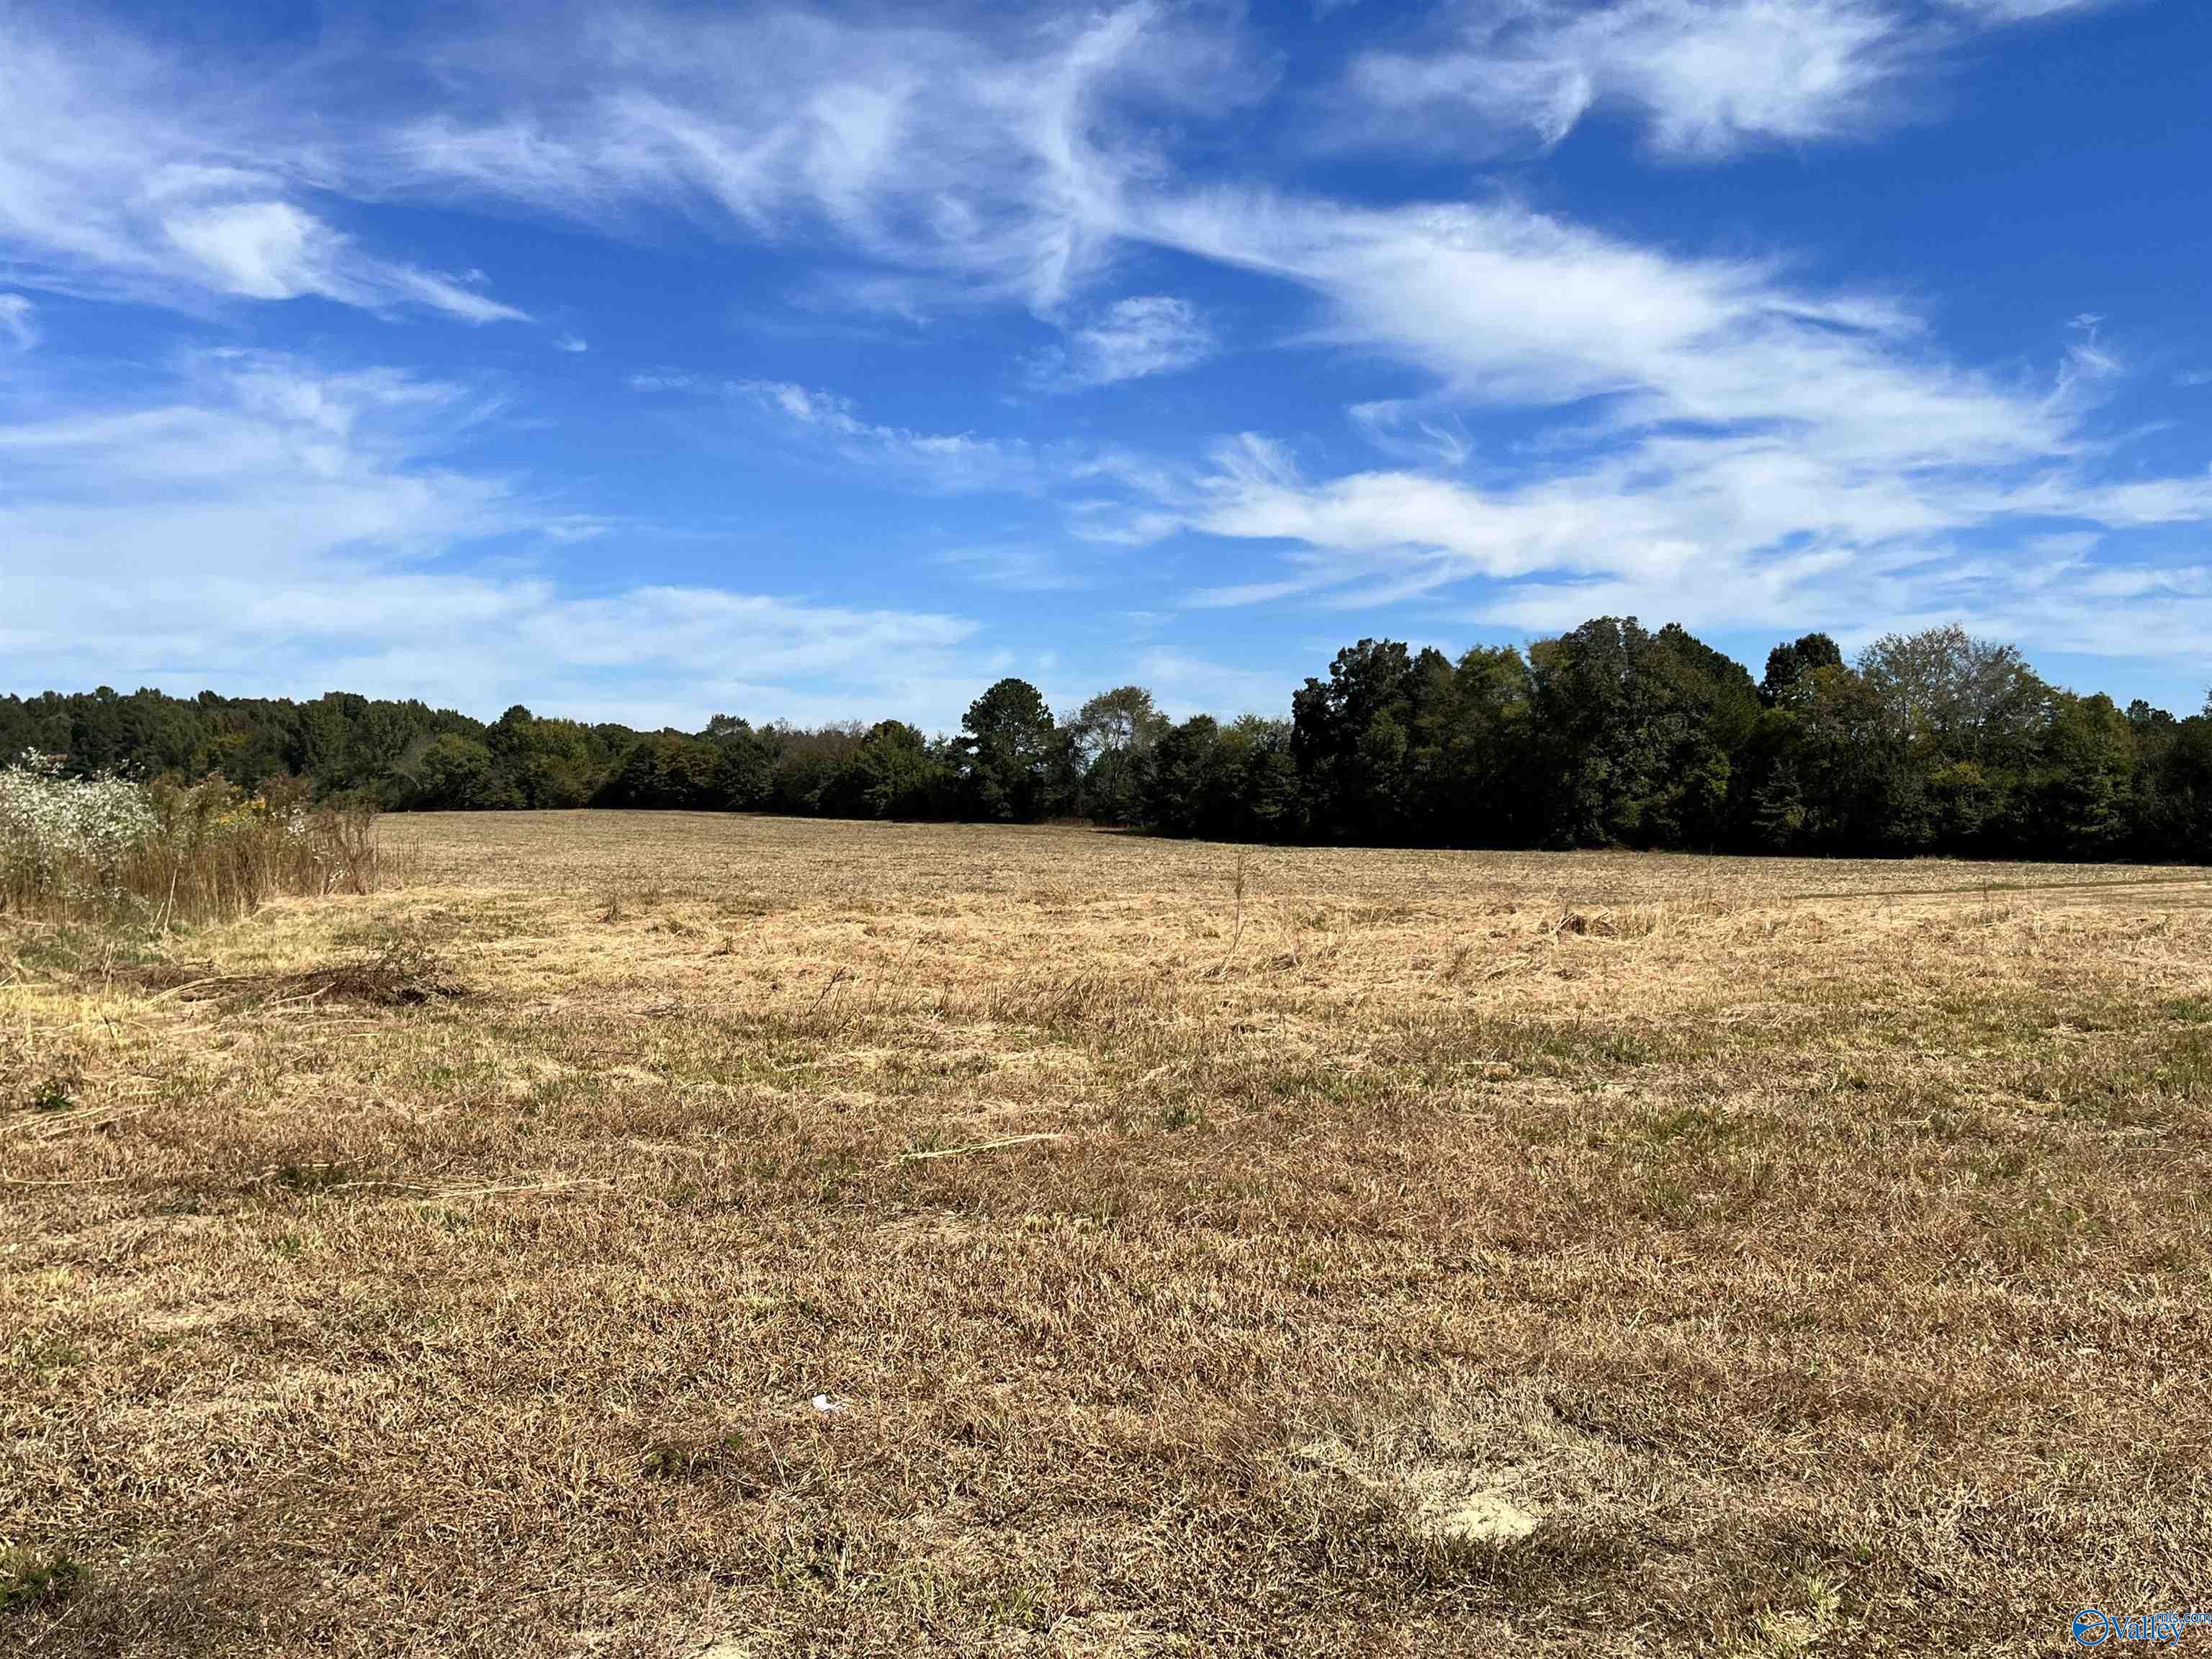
top-left (763, 723), bottom-right (865, 815)
top-left (1066, 686), bottom-right (1169, 826)
top-left (594, 734), bottom-right (722, 810)
top-left (1291, 639), bottom-right (1449, 842)
top-left (1761, 633), bottom-right (1845, 707)
top-left (1408, 645), bottom-right (1534, 843)
top-left (1741, 662), bottom-right (1905, 854)
top-left (1527, 618), bottom-right (1756, 848)
top-left (1856, 626), bottom-right (2050, 852)
top-left (487, 706), bottom-right (609, 809)
top-left (959, 679), bottom-right (1064, 822)
top-left (2031, 693), bottom-right (2136, 857)
top-left (836, 721), bottom-right (949, 819)
top-left (698, 715), bottom-right (775, 810)
top-left (413, 734), bottom-right (519, 810)
top-left (1141, 714), bottom-right (1302, 841)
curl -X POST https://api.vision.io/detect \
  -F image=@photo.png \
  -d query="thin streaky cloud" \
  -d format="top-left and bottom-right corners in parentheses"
top-left (0, 294), bottom-right (35, 349)
top-left (1030, 295), bottom-right (1217, 390)
top-left (0, 12), bottom-right (526, 321)
top-left (1336, 0), bottom-right (2126, 162)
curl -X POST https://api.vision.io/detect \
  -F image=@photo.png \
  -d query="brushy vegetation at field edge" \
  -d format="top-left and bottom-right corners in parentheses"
top-left (0, 752), bottom-right (386, 935)
top-left (14, 617), bottom-right (2212, 865)
top-left (4, 812), bottom-right (2210, 1658)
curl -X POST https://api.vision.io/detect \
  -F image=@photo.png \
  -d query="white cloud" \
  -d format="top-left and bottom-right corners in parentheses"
top-left (1348, 399), bottom-right (1472, 469)
top-left (2059, 313), bottom-right (2121, 388)
top-left (935, 543), bottom-right (1096, 591)
top-left (1049, 180), bottom-right (2212, 666)
top-left (1034, 295), bottom-right (1216, 389)
top-left (733, 380), bottom-right (1041, 493)
top-left (553, 333), bottom-right (590, 354)
top-left (391, 3), bottom-right (1262, 315)
top-left (712, 150), bottom-right (2212, 675)
top-left (0, 352), bottom-right (992, 727)
top-left (1339, 0), bottom-right (2118, 161)
top-left (1138, 190), bottom-right (2059, 464)
top-left (1346, 0), bottom-right (1912, 158)
top-left (1159, 425), bottom-right (2212, 667)
top-left (161, 201), bottom-right (330, 300)
top-left (0, 14), bottom-right (525, 321)
top-left (0, 294), bottom-right (34, 350)
top-left (1940, 0), bottom-right (2114, 17)
top-left (1133, 649), bottom-right (1300, 719)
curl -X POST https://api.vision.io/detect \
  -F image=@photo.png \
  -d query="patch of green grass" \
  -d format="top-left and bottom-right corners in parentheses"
top-left (2019, 1028), bottom-right (2212, 1128)
top-left (1640, 1102), bottom-right (1751, 1148)
top-left (985, 1578), bottom-right (1051, 1632)
top-left (271, 1161), bottom-right (354, 1195)
top-left (9, 1334), bottom-right (89, 1376)
top-left (0, 1547), bottom-right (83, 1615)
top-left (1161, 1100), bottom-right (1208, 1133)
top-left (26, 1074), bottom-right (75, 1112)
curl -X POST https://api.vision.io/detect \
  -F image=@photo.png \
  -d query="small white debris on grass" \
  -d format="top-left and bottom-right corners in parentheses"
top-left (1406, 1475), bottom-right (1539, 1545)
top-left (1290, 1435), bottom-right (1541, 1545)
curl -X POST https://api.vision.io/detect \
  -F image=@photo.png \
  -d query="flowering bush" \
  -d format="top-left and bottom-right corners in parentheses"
top-left (0, 752), bottom-right (385, 929)
top-left (0, 753), bottom-right (158, 894)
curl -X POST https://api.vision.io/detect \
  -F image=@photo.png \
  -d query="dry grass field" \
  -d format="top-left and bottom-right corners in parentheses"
top-left (6, 811), bottom-right (2212, 1657)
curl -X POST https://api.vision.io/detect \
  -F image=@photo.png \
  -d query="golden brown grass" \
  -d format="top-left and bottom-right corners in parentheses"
top-left (5, 811), bottom-right (2211, 1656)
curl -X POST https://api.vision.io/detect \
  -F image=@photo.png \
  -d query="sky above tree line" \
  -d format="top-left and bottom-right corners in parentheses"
top-left (4, 0), bottom-right (2210, 732)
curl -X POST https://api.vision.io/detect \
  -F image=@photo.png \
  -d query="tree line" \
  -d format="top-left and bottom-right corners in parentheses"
top-left (8, 616), bottom-right (2212, 861)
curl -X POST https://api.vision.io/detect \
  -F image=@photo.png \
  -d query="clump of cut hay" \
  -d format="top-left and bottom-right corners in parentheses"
top-left (125, 930), bottom-right (466, 1008)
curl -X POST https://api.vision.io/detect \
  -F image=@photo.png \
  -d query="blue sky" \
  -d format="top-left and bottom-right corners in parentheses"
top-left (4, 0), bottom-right (2211, 731)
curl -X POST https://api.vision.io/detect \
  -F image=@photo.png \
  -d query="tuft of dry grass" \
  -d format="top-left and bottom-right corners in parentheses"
top-left (4, 811), bottom-right (2211, 1656)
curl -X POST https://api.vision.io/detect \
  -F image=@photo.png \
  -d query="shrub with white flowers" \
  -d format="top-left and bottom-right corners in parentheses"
top-left (0, 752), bottom-right (382, 929)
top-left (0, 751), bottom-right (160, 903)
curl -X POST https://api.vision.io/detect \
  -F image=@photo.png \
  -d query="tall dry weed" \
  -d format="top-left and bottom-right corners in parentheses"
top-left (0, 753), bottom-right (390, 932)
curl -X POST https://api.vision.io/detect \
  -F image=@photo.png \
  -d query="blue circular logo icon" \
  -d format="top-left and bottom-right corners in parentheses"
top-left (2073, 1609), bottom-right (2110, 1646)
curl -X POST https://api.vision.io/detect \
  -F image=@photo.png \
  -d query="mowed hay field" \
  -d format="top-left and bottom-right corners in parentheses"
top-left (6, 814), bottom-right (2212, 1658)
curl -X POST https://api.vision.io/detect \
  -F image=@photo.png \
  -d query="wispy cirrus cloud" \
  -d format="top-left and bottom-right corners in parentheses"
top-left (1939, 0), bottom-right (2116, 19)
top-left (934, 541), bottom-right (1097, 592)
top-left (391, 3), bottom-right (1260, 316)
top-left (0, 294), bottom-right (34, 350)
top-left (0, 12), bottom-right (525, 322)
top-left (711, 376), bottom-right (1173, 527)
top-left (1347, 399), bottom-right (1473, 469)
top-left (370, 1), bottom-right (2205, 678)
top-left (1136, 189), bottom-right (2065, 463)
top-left (729, 379), bottom-right (1043, 494)
top-left (685, 145), bottom-right (2212, 673)
top-left (0, 349), bottom-right (994, 725)
top-left (1030, 295), bottom-right (1217, 390)
top-left (1079, 179), bottom-right (2212, 665)
top-left (1336, 0), bottom-right (2120, 161)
